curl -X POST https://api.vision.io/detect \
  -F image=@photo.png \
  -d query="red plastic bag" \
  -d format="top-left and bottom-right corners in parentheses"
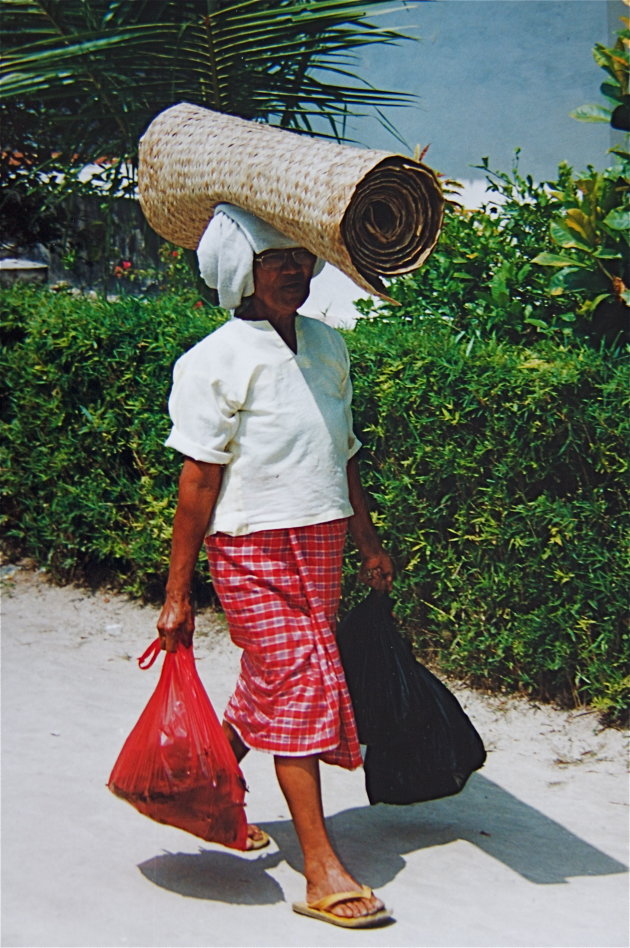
top-left (108, 638), bottom-right (248, 850)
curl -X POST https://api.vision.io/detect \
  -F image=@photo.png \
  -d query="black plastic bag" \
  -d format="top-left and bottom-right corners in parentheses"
top-left (336, 591), bottom-right (486, 805)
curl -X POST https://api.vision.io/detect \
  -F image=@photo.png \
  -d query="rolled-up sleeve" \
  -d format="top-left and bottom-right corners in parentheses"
top-left (165, 355), bottom-right (238, 464)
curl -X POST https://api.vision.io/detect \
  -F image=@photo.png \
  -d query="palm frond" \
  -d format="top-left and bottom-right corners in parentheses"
top-left (1, 0), bottom-right (426, 180)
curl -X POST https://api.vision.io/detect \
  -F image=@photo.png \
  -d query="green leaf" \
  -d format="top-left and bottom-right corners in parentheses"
top-left (549, 267), bottom-right (610, 295)
top-left (532, 252), bottom-right (588, 268)
top-left (603, 207), bottom-right (630, 231)
top-left (549, 221), bottom-right (593, 253)
top-left (523, 317), bottom-right (550, 330)
top-left (565, 209), bottom-right (596, 243)
top-left (570, 104), bottom-right (612, 123)
top-left (600, 81), bottom-right (624, 104)
top-left (589, 293), bottom-right (613, 311)
top-left (594, 248), bottom-right (624, 260)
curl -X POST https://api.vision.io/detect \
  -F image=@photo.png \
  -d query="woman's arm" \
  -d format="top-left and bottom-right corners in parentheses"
top-left (157, 457), bottom-right (224, 652)
top-left (346, 454), bottom-right (395, 593)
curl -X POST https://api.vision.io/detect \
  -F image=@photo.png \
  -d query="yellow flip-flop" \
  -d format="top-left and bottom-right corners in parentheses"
top-left (292, 885), bottom-right (392, 928)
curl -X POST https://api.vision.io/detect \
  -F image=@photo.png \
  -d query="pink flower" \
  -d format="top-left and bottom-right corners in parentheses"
top-left (121, 260), bottom-right (132, 271)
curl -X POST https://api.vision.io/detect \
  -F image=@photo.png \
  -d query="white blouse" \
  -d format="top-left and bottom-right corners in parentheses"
top-left (165, 315), bottom-right (361, 536)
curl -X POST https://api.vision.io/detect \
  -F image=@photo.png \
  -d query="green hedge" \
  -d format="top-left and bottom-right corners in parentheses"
top-left (345, 317), bottom-right (629, 717)
top-left (2, 286), bottom-right (628, 717)
top-left (1, 286), bottom-right (226, 599)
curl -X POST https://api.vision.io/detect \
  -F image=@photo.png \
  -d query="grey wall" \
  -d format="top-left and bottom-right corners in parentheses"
top-left (340, 0), bottom-right (623, 182)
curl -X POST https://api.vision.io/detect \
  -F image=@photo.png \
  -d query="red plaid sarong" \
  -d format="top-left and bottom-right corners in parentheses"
top-left (204, 519), bottom-right (362, 769)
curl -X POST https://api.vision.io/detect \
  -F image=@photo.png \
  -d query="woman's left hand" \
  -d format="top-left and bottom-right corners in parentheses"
top-left (359, 550), bottom-right (395, 593)
top-left (347, 456), bottom-right (395, 593)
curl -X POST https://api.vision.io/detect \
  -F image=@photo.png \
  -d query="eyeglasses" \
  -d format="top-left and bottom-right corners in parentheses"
top-left (255, 248), bottom-right (316, 271)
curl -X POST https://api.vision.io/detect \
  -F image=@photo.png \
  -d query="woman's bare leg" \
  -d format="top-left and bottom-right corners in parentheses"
top-left (222, 721), bottom-right (268, 849)
top-left (222, 720), bottom-right (249, 762)
top-left (274, 754), bottom-right (384, 919)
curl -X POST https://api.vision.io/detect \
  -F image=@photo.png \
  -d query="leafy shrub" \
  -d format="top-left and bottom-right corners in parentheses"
top-left (344, 316), bottom-right (629, 719)
top-left (1, 285), bottom-right (226, 598)
top-left (570, 26), bottom-right (630, 133)
top-left (533, 159), bottom-right (629, 333)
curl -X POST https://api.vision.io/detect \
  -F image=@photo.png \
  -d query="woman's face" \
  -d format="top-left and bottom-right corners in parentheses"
top-left (252, 248), bottom-right (316, 317)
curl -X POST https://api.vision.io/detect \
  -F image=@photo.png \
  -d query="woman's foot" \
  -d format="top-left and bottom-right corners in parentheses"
top-left (305, 866), bottom-right (384, 919)
top-left (246, 824), bottom-right (270, 851)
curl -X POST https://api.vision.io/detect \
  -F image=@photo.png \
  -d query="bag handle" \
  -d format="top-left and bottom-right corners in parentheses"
top-left (138, 637), bottom-right (162, 669)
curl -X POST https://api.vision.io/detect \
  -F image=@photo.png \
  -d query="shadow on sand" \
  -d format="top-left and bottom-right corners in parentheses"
top-left (138, 773), bottom-right (627, 903)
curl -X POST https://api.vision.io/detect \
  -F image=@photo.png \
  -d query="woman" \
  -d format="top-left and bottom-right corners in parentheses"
top-left (157, 204), bottom-right (395, 928)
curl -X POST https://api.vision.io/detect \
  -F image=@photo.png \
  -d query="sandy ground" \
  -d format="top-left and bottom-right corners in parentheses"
top-left (1, 565), bottom-right (628, 948)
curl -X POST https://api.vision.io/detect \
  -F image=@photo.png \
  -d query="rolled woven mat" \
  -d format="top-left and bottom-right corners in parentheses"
top-left (138, 103), bottom-right (444, 300)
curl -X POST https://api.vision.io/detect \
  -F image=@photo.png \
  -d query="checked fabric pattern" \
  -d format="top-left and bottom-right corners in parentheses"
top-left (205, 519), bottom-right (362, 769)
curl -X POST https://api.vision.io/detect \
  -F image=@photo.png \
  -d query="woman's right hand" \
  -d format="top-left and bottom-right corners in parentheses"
top-left (156, 594), bottom-right (195, 652)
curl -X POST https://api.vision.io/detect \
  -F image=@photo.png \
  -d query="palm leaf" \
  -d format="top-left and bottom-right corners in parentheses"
top-left (1, 0), bottom-right (423, 170)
